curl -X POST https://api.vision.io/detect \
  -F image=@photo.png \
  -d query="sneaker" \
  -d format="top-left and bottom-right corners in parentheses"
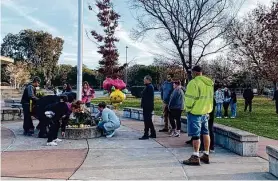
top-left (24, 131), bottom-right (33, 136)
top-left (106, 130), bottom-right (115, 138)
top-left (231, 117), bottom-right (235, 119)
top-left (224, 117), bottom-right (228, 119)
top-left (46, 141), bottom-right (58, 146)
top-left (210, 149), bottom-right (215, 153)
top-left (139, 135), bottom-right (149, 140)
top-left (149, 134), bottom-right (156, 138)
top-left (53, 138), bottom-right (62, 142)
top-left (200, 154), bottom-right (210, 164)
top-left (182, 155), bottom-right (200, 166)
top-left (174, 130), bottom-right (180, 137)
top-left (159, 128), bottom-right (169, 132)
top-left (169, 130), bottom-right (175, 137)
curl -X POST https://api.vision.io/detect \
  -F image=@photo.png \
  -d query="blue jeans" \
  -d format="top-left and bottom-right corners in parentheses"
top-left (187, 113), bottom-right (209, 137)
top-left (216, 103), bottom-right (223, 117)
top-left (230, 102), bottom-right (237, 117)
top-left (97, 121), bottom-right (107, 134)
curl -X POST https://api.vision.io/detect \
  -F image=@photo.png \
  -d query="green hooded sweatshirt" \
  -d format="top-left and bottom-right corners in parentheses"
top-left (184, 76), bottom-right (214, 115)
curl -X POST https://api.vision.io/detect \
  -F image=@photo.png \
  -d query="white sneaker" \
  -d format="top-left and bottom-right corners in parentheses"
top-left (224, 117), bottom-right (228, 119)
top-left (169, 130), bottom-right (175, 137)
top-left (106, 130), bottom-right (115, 138)
top-left (53, 138), bottom-right (62, 142)
top-left (231, 117), bottom-right (235, 119)
top-left (174, 130), bottom-right (180, 137)
top-left (47, 141), bottom-right (57, 146)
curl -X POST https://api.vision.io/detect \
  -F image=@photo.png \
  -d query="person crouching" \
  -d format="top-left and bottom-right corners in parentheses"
top-left (96, 102), bottom-right (120, 138)
top-left (45, 95), bottom-right (70, 146)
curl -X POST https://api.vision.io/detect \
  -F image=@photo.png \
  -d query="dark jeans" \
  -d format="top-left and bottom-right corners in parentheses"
top-left (143, 110), bottom-right (156, 136)
top-left (200, 110), bottom-right (215, 150)
top-left (22, 103), bottom-right (34, 132)
top-left (244, 99), bottom-right (252, 112)
top-left (163, 105), bottom-right (170, 129)
top-left (169, 109), bottom-right (182, 130)
top-left (47, 120), bottom-right (60, 142)
top-left (38, 115), bottom-right (49, 137)
top-left (223, 102), bottom-right (230, 117)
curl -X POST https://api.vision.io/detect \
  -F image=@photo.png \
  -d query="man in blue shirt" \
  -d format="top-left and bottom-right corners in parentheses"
top-left (160, 74), bottom-right (174, 132)
top-left (21, 76), bottom-right (40, 136)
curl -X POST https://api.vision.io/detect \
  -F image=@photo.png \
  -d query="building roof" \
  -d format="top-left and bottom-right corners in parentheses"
top-left (0, 56), bottom-right (14, 64)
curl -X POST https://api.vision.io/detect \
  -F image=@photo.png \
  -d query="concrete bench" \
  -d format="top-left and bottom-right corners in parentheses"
top-left (1, 107), bottom-right (23, 121)
top-left (123, 107), bottom-right (153, 121)
top-left (214, 123), bottom-right (258, 156)
top-left (266, 145), bottom-right (278, 178)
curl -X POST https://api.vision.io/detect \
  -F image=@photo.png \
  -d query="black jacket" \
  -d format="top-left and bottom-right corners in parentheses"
top-left (141, 83), bottom-right (154, 111)
top-left (273, 90), bottom-right (278, 101)
top-left (21, 84), bottom-right (39, 104)
top-left (231, 92), bottom-right (237, 103)
top-left (45, 102), bottom-right (70, 132)
top-left (243, 88), bottom-right (254, 101)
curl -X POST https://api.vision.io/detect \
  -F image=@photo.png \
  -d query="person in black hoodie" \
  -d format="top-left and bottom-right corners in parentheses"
top-left (273, 87), bottom-right (278, 114)
top-left (21, 76), bottom-right (41, 136)
top-left (45, 95), bottom-right (71, 146)
top-left (243, 87), bottom-right (254, 112)
top-left (139, 75), bottom-right (156, 140)
top-left (230, 91), bottom-right (237, 118)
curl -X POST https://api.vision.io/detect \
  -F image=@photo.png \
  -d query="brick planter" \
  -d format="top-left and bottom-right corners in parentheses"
top-left (65, 126), bottom-right (102, 139)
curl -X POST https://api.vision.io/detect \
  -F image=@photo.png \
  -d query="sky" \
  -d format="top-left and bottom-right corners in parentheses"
top-left (0, 0), bottom-right (274, 69)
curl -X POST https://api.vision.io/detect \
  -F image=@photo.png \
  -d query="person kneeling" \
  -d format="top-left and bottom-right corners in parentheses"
top-left (96, 102), bottom-right (120, 138)
top-left (45, 95), bottom-right (70, 146)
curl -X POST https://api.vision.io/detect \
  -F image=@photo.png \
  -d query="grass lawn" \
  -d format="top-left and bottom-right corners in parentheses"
top-left (92, 96), bottom-right (278, 140)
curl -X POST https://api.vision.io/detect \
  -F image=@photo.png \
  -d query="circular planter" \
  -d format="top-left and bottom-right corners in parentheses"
top-left (65, 126), bottom-right (102, 139)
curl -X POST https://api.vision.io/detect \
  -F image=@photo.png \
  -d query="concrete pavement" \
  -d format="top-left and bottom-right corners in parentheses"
top-left (1, 118), bottom-right (277, 180)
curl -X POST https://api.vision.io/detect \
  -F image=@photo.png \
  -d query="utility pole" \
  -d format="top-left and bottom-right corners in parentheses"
top-left (77, 0), bottom-right (83, 100)
top-left (125, 46), bottom-right (128, 85)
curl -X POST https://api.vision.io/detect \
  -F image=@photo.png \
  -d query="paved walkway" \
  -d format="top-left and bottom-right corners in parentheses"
top-left (1, 117), bottom-right (277, 180)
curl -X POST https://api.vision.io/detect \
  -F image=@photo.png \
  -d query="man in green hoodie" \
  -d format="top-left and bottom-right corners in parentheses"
top-left (182, 65), bottom-right (214, 166)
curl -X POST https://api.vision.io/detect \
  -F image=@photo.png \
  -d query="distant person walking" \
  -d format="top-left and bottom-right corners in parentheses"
top-left (139, 75), bottom-right (156, 140)
top-left (223, 87), bottom-right (231, 118)
top-left (183, 66), bottom-right (214, 166)
top-left (82, 81), bottom-right (95, 107)
top-left (21, 76), bottom-right (41, 136)
top-left (215, 87), bottom-right (224, 118)
top-left (168, 80), bottom-right (184, 138)
top-left (243, 87), bottom-right (254, 112)
top-left (230, 91), bottom-right (237, 118)
top-left (273, 87), bottom-right (278, 114)
top-left (159, 74), bottom-right (174, 132)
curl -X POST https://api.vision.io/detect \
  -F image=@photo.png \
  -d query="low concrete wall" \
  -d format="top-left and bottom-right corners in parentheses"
top-left (214, 123), bottom-right (258, 156)
top-left (123, 107), bottom-right (153, 121)
top-left (179, 117), bottom-right (258, 157)
top-left (266, 145), bottom-right (278, 178)
top-left (65, 126), bottom-right (102, 139)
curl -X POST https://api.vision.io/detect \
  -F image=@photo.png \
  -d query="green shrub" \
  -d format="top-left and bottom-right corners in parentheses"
top-left (130, 86), bottom-right (145, 98)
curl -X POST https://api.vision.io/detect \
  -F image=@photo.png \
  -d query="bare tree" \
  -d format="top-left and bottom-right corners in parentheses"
top-left (131, 0), bottom-right (242, 80)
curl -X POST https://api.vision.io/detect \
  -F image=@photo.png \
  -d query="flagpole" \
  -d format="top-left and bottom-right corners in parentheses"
top-left (77, 0), bottom-right (83, 100)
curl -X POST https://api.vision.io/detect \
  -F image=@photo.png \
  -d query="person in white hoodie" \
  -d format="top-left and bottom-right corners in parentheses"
top-left (215, 87), bottom-right (224, 118)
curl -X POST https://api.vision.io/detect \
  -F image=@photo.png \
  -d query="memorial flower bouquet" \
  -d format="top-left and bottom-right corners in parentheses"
top-left (67, 101), bottom-right (96, 128)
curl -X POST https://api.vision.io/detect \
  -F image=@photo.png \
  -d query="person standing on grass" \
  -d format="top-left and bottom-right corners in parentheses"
top-left (230, 91), bottom-right (237, 118)
top-left (159, 74), bottom-right (174, 133)
top-left (223, 87), bottom-right (231, 118)
top-left (273, 87), bottom-right (278, 114)
top-left (215, 87), bottom-right (224, 118)
top-left (82, 81), bottom-right (95, 107)
top-left (243, 86), bottom-right (254, 112)
top-left (182, 65), bottom-right (214, 166)
top-left (21, 76), bottom-right (41, 136)
top-left (168, 80), bottom-right (184, 138)
top-left (62, 83), bottom-right (72, 93)
top-left (139, 75), bottom-right (156, 140)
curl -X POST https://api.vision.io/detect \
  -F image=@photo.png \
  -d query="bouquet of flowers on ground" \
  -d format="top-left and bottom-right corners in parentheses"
top-left (67, 101), bottom-right (96, 128)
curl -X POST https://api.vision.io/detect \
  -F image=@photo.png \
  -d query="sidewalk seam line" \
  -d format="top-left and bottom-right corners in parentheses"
top-left (68, 139), bottom-right (89, 180)
top-left (1, 125), bottom-right (16, 152)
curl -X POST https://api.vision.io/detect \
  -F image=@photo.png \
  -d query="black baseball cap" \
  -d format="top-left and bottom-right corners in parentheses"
top-left (192, 65), bottom-right (202, 73)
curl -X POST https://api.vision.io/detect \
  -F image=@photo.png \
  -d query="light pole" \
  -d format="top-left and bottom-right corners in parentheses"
top-left (77, 0), bottom-right (83, 100)
top-left (125, 46), bottom-right (128, 85)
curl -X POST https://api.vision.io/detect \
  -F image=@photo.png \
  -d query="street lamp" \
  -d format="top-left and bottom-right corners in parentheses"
top-left (125, 46), bottom-right (128, 85)
top-left (77, 0), bottom-right (83, 100)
